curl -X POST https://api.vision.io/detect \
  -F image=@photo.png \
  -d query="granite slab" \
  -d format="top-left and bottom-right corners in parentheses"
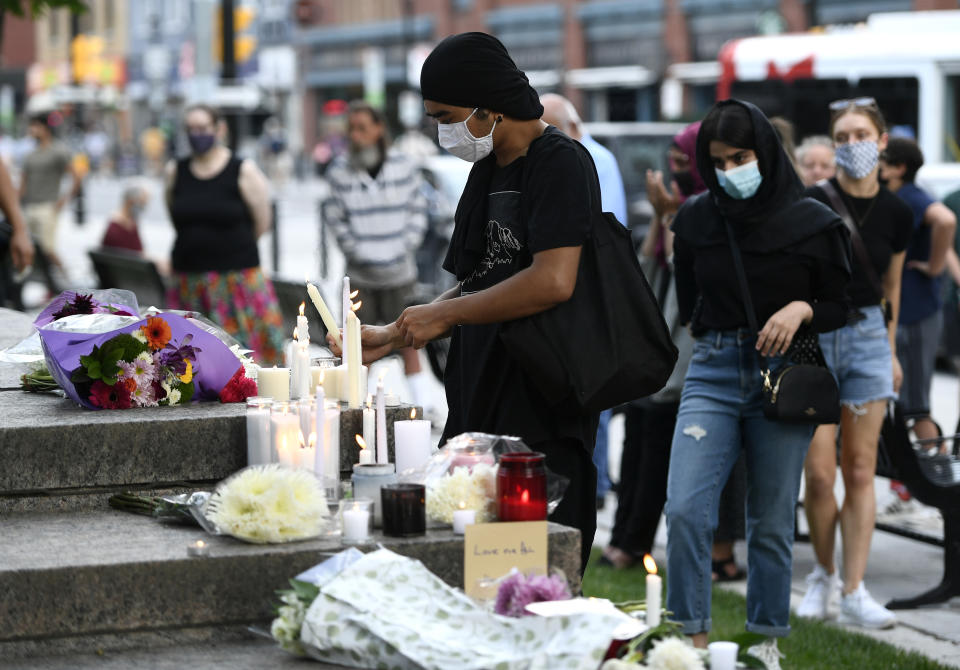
top-left (0, 308), bottom-right (37, 389)
top-left (0, 509), bottom-right (581, 647)
top-left (0, 390), bottom-right (422, 493)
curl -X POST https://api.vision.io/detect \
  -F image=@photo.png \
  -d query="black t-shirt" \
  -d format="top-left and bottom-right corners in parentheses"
top-left (806, 178), bottom-right (912, 308)
top-left (441, 129), bottom-right (598, 449)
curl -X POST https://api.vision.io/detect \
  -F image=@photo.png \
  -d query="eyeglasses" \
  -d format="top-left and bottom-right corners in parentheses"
top-left (828, 97), bottom-right (878, 112)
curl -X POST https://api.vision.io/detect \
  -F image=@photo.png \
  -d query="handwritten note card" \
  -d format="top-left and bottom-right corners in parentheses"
top-left (463, 521), bottom-right (548, 599)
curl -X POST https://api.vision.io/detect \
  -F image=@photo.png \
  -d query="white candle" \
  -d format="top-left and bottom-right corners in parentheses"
top-left (375, 380), bottom-right (387, 464)
top-left (645, 554), bottom-right (662, 627)
top-left (257, 366), bottom-right (290, 403)
top-left (452, 507), bottom-right (476, 535)
top-left (296, 302), bottom-right (309, 346)
top-left (322, 365), bottom-right (342, 401)
top-left (271, 405), bottom-right (299, 467)
top-left (394, 409), bottom-right (432, 475)
top-left (357, 435), bottom-right (374, 465)
top-left (310, 366), bottom-right (324, 393)
top-left (342, 276), bottom-right (351, 343)
top-left (363, 396), bottom-right (375, 450)
top-left (383, 392), bottom-right (400, 407)
top-left (186, 539), bottom-right (210, 557)
top-left (306, 281), bottom-right (341, 348)
top-left (291, 339), bottom-right (311, 400)
top-left (708, 642), bottom-right (739, 670)
top-left (298, 431), bottom-right (317, 471)
top-left (342, 506), bottom-right (369, 542)
top-left (314, 385), bottom-right (326, 477)
top-left (346, 311), bottom-right (363, 409)
top-left (318, 400), bottom-right (340, 496)
top-left (245, 397), bottom-right (272, 465)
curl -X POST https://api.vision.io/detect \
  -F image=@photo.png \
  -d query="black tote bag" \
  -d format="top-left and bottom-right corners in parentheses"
top-left (499, 210), bottom-right (678, 413)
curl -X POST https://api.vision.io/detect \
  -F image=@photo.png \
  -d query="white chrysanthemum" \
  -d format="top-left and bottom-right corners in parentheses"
top-left (132, 329), bottom-right (148, 344)
top-left (601, 660), bottom-right (643, 670)
top-left (136, 351), bottom-right (153, 364)
top-left (207, 465), bottom-right (328, 543)
top-left (646, 637), bottom-right (704, 670)
top-left (426, 463), bottom-right (497, 524)
top-left (166, 388), bottom-right (182, 405)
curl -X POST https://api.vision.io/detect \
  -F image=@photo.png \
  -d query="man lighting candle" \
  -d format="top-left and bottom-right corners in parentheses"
top-left (329, 32), bottom-right (604, 573)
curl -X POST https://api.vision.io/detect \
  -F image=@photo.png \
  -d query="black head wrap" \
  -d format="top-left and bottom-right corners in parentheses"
top-left (420, 32), bottom-right (544, 120)
top-left (674, 99), bottom-right (850, 270)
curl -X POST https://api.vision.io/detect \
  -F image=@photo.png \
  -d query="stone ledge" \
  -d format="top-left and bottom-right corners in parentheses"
top-left (0, 509), bottom-right (581, 645)
top-left (0, 390), bottom-right (421, 493)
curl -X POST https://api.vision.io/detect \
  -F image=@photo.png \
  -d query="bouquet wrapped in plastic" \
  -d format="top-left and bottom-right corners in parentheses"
top-left (33, 290), bottom-right (256, 409)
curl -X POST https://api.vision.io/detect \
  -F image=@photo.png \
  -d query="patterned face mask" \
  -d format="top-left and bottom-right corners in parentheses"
top-left (834, 140), bottom-right (879, 179)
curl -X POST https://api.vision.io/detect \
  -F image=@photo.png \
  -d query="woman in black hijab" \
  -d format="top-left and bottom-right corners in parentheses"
top-left (664, 100), bottom-right (850, 666)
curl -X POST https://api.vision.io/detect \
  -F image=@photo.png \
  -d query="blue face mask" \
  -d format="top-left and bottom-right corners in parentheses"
top-left (715, 160), bottom-right (763, 200)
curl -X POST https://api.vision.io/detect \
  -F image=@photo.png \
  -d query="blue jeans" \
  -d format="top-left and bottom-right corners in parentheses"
top-left (593, 409), bottom-right (613, 499)
top-left (665, 330), bottom-right (814, 637)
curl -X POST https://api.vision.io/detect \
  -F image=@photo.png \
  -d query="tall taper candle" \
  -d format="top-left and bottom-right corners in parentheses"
top-left (306, 281), bottom-right (341, 348)
top-left (375, 379), bottom-right (387, 464)
top-left (342, 276), bottom-right (351, 346)
top-left (346, 310), bottom-right (363, 409)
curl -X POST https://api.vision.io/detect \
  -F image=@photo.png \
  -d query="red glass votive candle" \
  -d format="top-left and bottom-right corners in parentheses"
top-left (497, 452), bottom-right (548, 521)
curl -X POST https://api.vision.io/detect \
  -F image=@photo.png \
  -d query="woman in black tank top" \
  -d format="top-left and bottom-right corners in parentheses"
top-left (165, 104), bottom-right (285, 365)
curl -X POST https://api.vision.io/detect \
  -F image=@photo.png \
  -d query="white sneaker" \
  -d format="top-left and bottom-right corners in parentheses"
top-left (881, 497), bottom-right (922, 517)
top-left (837, 583), bottom-right (896, 629)
top-left (796, 564), bottom-right (840, 619)
top-left (747, 638), bottom-right (785, 670)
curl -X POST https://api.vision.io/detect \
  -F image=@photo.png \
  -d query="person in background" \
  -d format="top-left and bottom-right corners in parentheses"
top-left (667, 100), bottom-right (850, 668)
top-left (0, 159), bottom-right (35, 309)
top-left (323, 101), bottom-right (433, 413)
top-left (101, 183), bottom-right (148, 254)
top-left (879, 138), bottom-right (955, 470)
top-left (20, 113), bottom-right (81, 280)
top-left (165, 104), bottom-right (285, 365)
top-left (796, 135), bottom-right (836, 187)
top-left (540, 92), bottom-right (628, 510)
top-left (770, 116), bottom-right (798, 172)
top-left (799, 98), bottom-right (911, 629)
top-left (600, 121), bottom-right (705, 569)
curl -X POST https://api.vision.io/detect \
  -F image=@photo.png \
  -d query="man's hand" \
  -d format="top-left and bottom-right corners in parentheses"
top-left (756, 301), bottom-right (813, 357)
top-left (9, 227), bottom-right (34, 272)
top-left (326, 323), bottom-right (401, 364)
top-left (397, 302), bottom-right (453, 349)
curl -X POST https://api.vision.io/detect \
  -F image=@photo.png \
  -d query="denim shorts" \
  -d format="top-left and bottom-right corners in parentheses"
top-left (819, 305), bottom-right (895, 408)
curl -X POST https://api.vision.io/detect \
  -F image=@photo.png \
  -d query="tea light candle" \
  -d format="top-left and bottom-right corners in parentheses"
top-left (186, 539), bottom-right (210, 557)
top-left (257, 366), bottom-right (290, 403)
top-left (644, 554), bottom-right (662, 627)
top-left (340, 498), bottom-right (372, 544)
top-left (452, 504), bottom-right (476, 535)
top-left (383, 392), bottom-right (400, 407)
top-left (393, 408), bottom-right (432, 475)
top-left (245, 397), bottom-right (272, 465)
top-left (317, 400), bottom-right (340, 497)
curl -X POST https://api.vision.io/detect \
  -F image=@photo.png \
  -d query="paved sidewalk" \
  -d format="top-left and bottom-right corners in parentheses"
top-left (595, 371), bottom-right (960, 668)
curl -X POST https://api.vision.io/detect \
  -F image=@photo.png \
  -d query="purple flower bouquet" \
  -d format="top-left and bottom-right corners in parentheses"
top-left (35, 291), bottom-right (253, 410)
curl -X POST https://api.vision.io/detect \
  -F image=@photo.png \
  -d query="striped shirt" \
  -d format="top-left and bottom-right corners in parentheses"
top-left (324, 150), bottom-right (428, 288)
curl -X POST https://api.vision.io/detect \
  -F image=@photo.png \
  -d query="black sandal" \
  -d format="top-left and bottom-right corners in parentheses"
top-left (711, 557), bottom-right (746, 582)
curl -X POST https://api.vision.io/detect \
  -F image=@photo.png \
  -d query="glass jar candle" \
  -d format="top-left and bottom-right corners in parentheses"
top-left (245, 397), bottom-right (272, 465)
top-left (351, 463), bottom-right (397, 527)
top-left (381, 483), bottom-right (426, 537)
top-left (497, 452), bottom-right (548, 521)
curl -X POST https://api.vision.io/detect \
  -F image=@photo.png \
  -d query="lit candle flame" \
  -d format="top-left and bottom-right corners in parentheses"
top-left (293, 328), bottom-right (299, 341)
top-left (410, 408), bottom-right (417, 420)
top-left (298, 430), bottom-right (306, 448)
top-left (194, 540), bottom-right (206, 548)
top-left (350, 289), bottom-right (359, 299)
top-left (356, 435), bottom-right (367, 450)
top-left (299, 302), bottom-right (305, 316)
top-left (643, 554), bottom-right (658, 575)
top-left (352, 301), bottom-right (362, 312)
top-left (458, 501), bottom-right (466, 510)
top-left (319, 369), bottom-right (326, 384)
top-left (521, 489), bottom-right (530, 503)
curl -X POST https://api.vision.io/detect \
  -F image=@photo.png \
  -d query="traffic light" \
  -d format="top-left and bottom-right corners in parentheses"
top-left (213, 6), bottom-right (258, 64)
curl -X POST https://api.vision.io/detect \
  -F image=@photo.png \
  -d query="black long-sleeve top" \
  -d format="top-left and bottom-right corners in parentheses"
top-left (674, 234), bottom-right (850, 335)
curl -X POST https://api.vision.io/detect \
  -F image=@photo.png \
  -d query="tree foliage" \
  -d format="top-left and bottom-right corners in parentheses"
top-left (0, 0), bottom-right (87, 18)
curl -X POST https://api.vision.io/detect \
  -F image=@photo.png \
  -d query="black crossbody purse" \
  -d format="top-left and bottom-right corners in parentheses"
top-left (724, 220), bottom-right (840, 425)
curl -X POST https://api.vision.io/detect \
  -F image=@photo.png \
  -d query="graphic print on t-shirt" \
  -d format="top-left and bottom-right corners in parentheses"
top-left (463, 189), bottom-right (527, 293)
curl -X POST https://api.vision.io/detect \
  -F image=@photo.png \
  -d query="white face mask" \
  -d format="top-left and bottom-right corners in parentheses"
top-left (437, 108), bottom-right (497, 162)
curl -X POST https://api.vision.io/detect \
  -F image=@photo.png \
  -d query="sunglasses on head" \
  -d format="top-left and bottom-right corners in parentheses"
top-left (829, 97), bottom-right (878, 112)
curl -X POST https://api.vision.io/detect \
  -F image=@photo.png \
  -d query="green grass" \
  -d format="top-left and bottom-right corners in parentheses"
top-left (583, 548), bottom-right (951, 670)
